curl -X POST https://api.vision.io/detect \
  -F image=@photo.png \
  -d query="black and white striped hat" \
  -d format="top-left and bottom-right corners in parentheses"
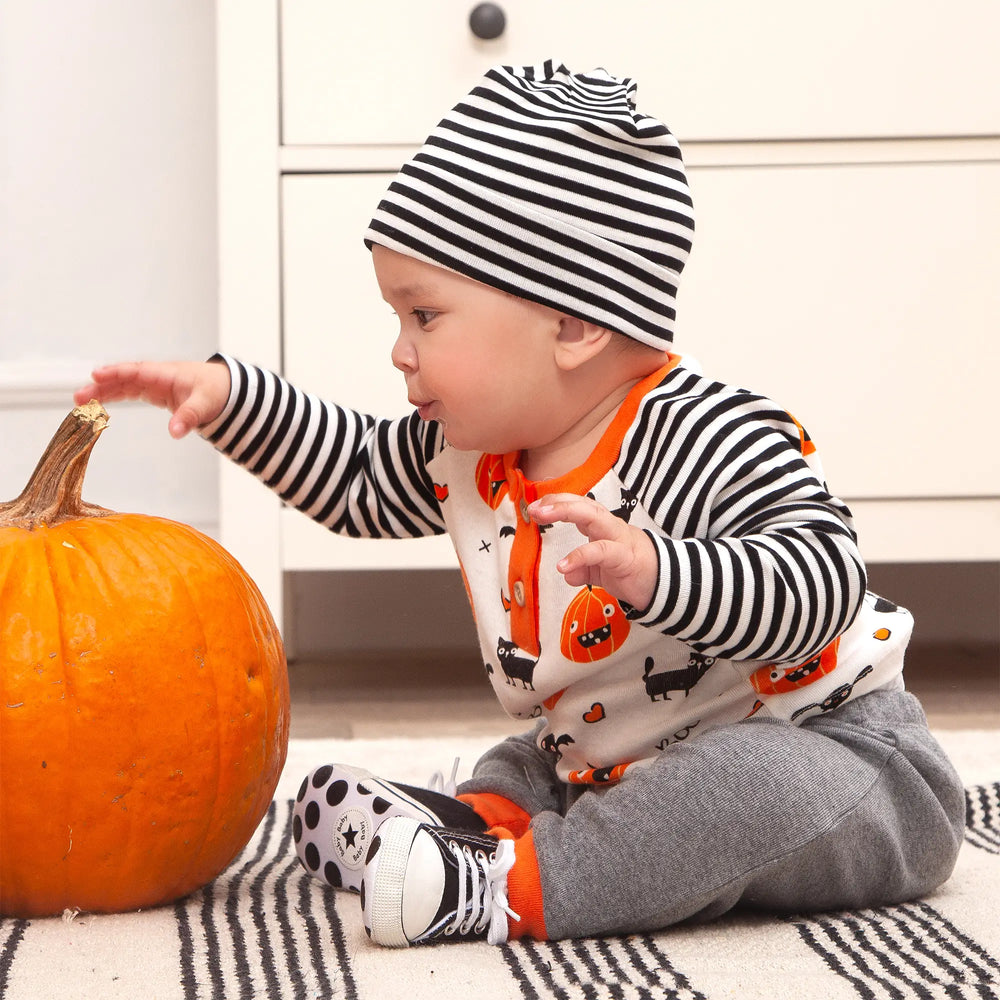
top-left (364, 60), bottom-right (694, 348)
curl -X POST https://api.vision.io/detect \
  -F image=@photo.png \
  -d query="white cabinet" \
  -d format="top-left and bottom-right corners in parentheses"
top-left (219, 1), bottom-right (1000, 629)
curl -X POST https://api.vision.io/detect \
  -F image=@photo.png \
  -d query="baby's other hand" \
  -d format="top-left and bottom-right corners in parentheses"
top-left (73, 360), bottom-right (231, 439)
top-left (529, 493), bottom-right (657, 613)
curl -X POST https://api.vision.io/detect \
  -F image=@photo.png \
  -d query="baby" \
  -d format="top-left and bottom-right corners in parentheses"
top-left (76, 61), bottom-right (964, 947)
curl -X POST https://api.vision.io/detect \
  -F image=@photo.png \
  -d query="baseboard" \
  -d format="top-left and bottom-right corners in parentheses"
top-left (0, 358), bottom-right (98, 408)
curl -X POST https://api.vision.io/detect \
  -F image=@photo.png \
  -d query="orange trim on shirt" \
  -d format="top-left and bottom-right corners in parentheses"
top-left (505, 468), bottom-right (542, 655)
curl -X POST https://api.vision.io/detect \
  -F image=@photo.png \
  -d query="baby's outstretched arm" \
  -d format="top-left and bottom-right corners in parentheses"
top-left (74, 360), bottom-right (231, 439)
top-left (529, 494), bottom-right (657, 612)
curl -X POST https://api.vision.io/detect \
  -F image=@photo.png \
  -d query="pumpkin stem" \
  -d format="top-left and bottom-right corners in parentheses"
top-left (0, 401), bottom-right (116, 529)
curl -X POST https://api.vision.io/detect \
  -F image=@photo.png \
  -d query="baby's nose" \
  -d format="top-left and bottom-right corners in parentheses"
top-left (390, 334), bottom-right (417, 374)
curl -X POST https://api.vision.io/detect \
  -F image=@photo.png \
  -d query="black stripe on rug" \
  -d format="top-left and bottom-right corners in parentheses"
top-left (502, 933), bottom-right (707, 1000)
top-left (790, 901), bottom-right (1000, 999)
top-left (965, 782), bottom-right (1000, 855)
top-left (175, 800), bottom-right (357, 1000)
top-left (0, 918), bottom-right (29, 998)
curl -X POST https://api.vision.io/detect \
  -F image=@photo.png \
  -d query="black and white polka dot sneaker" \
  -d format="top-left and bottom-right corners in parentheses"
top-left (292, 764), bottom-right (485, 893)
top-left (360, 817), bottom-right (518, 947)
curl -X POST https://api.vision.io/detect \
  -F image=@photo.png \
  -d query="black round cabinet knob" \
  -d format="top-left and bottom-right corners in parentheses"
top-left (469, 3), bottom-right (506, 41)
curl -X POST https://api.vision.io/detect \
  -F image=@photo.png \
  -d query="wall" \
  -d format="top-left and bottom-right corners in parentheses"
top-left (0, 0), bottom-right (218, 533)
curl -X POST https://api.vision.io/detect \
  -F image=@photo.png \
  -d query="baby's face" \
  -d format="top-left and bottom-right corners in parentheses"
top-left (372, 245), bottom-right (565, 456)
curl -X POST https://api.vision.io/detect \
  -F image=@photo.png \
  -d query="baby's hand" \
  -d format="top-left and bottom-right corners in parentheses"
top-left (529, 493), bottom-right (657, 613)
top-left (73, 360), bottom-right (231, 439)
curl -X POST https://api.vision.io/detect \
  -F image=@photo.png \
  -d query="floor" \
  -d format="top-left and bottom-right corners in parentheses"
top-left (288, 640), bottom-right (1000, 741)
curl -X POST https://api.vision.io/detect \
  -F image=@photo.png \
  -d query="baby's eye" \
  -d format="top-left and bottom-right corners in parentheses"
top-left (411, 308), bottom-right (438, 328)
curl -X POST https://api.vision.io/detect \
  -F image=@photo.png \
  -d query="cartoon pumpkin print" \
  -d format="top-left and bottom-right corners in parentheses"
top-left (560, 585), bottom-right (631, 662)
top-left (750, 638), bottom-right (840, 696)
top-left (475, 453), bottom-right (509, 509)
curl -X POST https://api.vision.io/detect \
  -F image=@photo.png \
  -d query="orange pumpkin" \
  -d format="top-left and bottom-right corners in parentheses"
top-left (0, 403), bottom-right (289, 918)
top-left (559, 585), bottom-right (631, 662)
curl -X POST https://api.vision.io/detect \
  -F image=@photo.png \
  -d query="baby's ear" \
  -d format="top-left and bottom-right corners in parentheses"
top-left (553, 317), bottom-right (615, 371)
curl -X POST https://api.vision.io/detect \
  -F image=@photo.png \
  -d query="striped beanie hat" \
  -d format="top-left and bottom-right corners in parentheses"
top-left (364, 60), bottom-right (694, 348)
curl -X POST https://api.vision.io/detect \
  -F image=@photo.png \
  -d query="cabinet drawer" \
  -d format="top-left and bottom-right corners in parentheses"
top-left (281, 0), bottom-right (1000, 145)
top-left (679, 159), bottom-right (1000, 499)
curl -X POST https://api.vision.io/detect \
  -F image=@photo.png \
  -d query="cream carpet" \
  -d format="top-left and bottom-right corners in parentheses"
top-left (2, 732), bottom-right (997, 1000)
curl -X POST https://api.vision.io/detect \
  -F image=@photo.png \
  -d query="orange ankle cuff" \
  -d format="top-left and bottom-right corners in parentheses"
top-left (455, 793), bottom-right (546, 939)
top-left (457, 792), bottom-right (532, 838)
top-left (501, 828), bottom-right (547, 941)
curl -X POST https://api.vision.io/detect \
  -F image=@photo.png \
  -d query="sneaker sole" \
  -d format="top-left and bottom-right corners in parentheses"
top-left (292, 764), bottom-right (444, 892)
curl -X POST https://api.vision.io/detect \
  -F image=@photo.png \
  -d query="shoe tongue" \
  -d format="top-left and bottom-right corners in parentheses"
top-left (430, 844), bottom-right (464, 931)
top-left (426, 833), bottom-right (490, 941)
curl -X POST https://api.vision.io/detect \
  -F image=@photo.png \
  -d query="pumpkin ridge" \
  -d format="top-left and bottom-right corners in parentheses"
top-left (48, 533), bottom-right (76, 885)
top-left (126, 514), bottom-right (287, 885)
top-left (23, 529), bottom-right (77, 908)
top-left (116, 517), bottom-right (230, 889)
top-left (0, 533), bottom-right (59, 904)
top-left (53, 521), bottom-right (116, 607)
top-left (52, 522), bottom-right (152, 904)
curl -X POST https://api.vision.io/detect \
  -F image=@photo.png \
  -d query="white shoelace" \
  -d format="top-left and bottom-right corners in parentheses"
top-left (427, 757), bottom-right (461, 798)
top-left (445, 838), bottom-right (520, 945)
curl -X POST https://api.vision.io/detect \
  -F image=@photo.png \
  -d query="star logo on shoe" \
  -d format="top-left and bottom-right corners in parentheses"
top-left (334, 808), bottom-right (371, 869)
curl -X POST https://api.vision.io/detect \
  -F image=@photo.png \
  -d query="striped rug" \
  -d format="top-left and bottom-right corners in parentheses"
top-left (1, 735), bottom-right (996, 1000)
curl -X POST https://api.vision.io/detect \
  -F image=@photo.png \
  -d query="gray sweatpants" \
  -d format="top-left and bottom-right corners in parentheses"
top-left (458, 689), bottom-right (966, 941)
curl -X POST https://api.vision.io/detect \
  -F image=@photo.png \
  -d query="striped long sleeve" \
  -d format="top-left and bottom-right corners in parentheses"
top-left (618, 367), bottom-right (867, 663)
top-left (201, 357), bottom-right (447, 539)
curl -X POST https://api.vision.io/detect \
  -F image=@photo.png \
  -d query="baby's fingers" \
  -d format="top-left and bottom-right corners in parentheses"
top-left (529, 493), bottom-right (623, 542)
top-left (556, 539), bottom-right (626, 584)
top-left (167, 390), bottom-right (218, 439)
top-left (74, 362), bottom-right (165, 405)
top-left (73, 365), bottom-right (134, 404)
top-left (72, 361), bottom-right (229, 439)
